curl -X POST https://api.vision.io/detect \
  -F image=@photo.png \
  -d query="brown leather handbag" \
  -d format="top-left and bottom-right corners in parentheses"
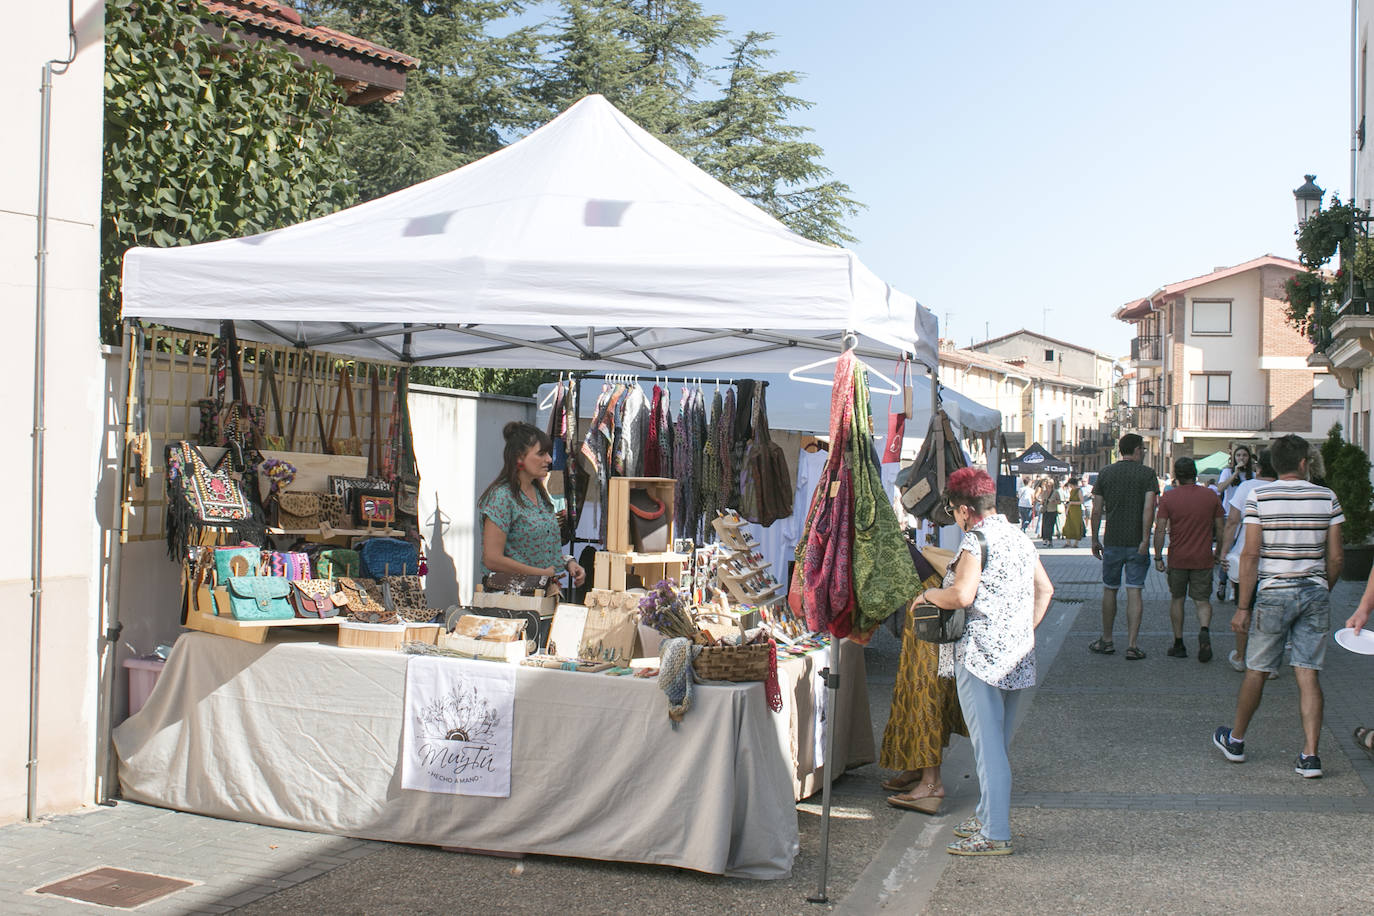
top-left (289, 579), bottom-right (341, 618)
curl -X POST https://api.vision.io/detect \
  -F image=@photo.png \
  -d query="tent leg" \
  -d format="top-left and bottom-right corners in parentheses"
top-left (807, 648), bottom-right (842, 904)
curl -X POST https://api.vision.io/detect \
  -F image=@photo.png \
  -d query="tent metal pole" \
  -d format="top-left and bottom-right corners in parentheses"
top-left (808, 331), bottom-right (862, 905)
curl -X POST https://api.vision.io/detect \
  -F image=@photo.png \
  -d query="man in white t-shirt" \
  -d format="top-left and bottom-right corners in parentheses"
top-left (1212, 435), bottom-right (1344, 779)
top-left (1016, 476), bottom-right (1035, 531)
top-left (1217, 447), bottom-right (1277, 671)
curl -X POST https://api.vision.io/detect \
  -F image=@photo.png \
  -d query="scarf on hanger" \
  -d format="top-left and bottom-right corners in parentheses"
top-left (674, 388), bottom-right (694, 539)
top-left (699, 389), bottom-right (723, 535)
top-left (719, 387), bottom-right (737, 510)
top-left (645, 384), bottom-right (663, 477)
top-left (658, 389), bottom-right (674, 478)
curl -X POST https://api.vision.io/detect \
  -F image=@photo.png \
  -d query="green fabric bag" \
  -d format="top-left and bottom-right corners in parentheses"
top-left (224, 576), bottom-right (294, 621)
top-left (315, 548), bottom-right (360, 579)
top-left (849, 365), bottom-right (921, 634)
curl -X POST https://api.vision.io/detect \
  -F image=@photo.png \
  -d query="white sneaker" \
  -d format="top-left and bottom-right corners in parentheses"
top-left (1228, 650), bottom-right (1245, 672)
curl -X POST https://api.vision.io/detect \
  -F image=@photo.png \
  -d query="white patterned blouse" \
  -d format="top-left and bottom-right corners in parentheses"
top-left (939, 513), bottom-right (1038, 690)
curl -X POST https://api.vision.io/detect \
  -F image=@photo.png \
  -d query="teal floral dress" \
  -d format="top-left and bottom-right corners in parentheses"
top-left (481, 485), bottom-right (561, 575)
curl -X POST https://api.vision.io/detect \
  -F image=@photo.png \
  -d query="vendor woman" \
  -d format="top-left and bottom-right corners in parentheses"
top-left (481, 421), bottom-right (585, 591)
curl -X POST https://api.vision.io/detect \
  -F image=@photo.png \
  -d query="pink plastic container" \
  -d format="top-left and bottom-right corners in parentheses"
top-left (123, 657), bottom-right (166, 717)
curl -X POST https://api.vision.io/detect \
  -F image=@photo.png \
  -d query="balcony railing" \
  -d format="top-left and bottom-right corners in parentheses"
top-left (1131, 335), bottom-right (1163, 362)
top-left (1117, 405), bottom-right (1165, 430)
top-left (1173, 403), bottom-right (1270, 431)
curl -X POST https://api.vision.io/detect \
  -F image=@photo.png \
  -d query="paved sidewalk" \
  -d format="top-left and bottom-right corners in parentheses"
top-left (4, 547), bottom-right (1371, 915)
top-left (845, 547), bottom-right (1374, 916)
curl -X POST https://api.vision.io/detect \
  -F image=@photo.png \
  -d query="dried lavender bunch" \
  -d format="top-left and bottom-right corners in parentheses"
top-left (637, 578), bottom-right (697, 639)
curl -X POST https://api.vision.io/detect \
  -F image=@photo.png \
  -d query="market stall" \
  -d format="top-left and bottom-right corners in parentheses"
top-left (111, 94), bottom-right (939, 882)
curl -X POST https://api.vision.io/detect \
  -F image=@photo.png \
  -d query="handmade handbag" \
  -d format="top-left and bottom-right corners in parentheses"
top-left (257, 356), bottom-right (287, 451)
top-left (223, 576), bottom-right (294, 621)
top-left (910, 531), bottom-right (986, 644)
top-left (328, 475), bottom-right (393, 523)
top-left (213, 545), bottom-right (261, 583)
top-left (850, 366), bottom-right (922, 634)
top-left (337, 576), bottom-right (397, 623)
top-left (163, 440), bottom-right (264, 559)
top-left (882, 359), bottom-right (910, 465)
top-left (276, 490), bottom-right (322, 530)
top-left (383, 575), bottom-right (434, 622)
top-left (394, 368), bottom-right (421, 517)
top-left (328, 368), bottom-right (363, 456)
top-left (628, 488), bottom-right (670, 553)
top-left (320, 493), bottom-right (348, 529)
top-left (267, 550), bottom-right (312, 581)
top-left (358, 538), bottom-right (419, 578)
top-left (289, 578), bottom-right (340, 618)
top-left (315, 548), bottom-right (360, 579)
top-left (739, 385), bottom-right (793, 527)
top-left (896, 409), bottom-right (968, 527)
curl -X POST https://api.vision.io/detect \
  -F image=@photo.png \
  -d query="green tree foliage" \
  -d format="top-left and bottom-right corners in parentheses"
top-left (295, 0), bottom-right (544, 201)
top-left (102, 0), bottom-right (356, 343)
top-left (410, 366), bottom-right (551, 398)
top-left (1323, 424), bottom-right (1372, 544)
top-left (690, 32), bottom-right (861, 244)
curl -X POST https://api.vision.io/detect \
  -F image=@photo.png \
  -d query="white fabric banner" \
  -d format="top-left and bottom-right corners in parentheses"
top-left (401, 656), bottom-right (517, 797)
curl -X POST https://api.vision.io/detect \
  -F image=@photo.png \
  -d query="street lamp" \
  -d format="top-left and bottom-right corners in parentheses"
top-left (1294, 174), bottom-right (1325, 227)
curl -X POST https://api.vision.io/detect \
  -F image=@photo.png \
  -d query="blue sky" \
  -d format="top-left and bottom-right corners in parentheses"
top-left (517, 1), bottom-right (1351, 356)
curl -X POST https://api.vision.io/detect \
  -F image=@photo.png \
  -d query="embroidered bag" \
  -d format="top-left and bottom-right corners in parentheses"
top-left (910, 531), bottom-right (985, 644)
top-left (224, 576), bottom-right (294, 621)
top-left (164, 440), bottom-right (265, 560)
top-left (267, 550), bottom-right (312, 581)
top-left (289, 579), bottom-right (339, 618)
top-left (358, 538), bottom-right (419, 578)
top-left (315, 548), bottom-right (360, 579)
top-left (850, 365), bottom-right (922, 634)
top-left (276, 491), bottom-right (322, 530)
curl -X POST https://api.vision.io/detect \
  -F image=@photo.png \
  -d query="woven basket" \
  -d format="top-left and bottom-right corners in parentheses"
top-left (692, 642), bottom-right (770, 682)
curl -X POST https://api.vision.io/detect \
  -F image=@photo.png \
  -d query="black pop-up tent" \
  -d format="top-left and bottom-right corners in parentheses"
top-left (1007, 442), bottom-right (1073, 475)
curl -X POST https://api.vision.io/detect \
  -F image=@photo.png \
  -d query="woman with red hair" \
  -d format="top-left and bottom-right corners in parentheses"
top-left (913, 467), bottom-right (1053, 856)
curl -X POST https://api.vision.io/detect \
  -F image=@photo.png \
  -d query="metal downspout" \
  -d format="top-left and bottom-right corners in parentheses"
top-left (29, 2), bottom-right (77, 823)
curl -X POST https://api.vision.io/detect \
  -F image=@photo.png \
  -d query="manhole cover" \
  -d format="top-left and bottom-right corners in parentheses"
top-left (36, 867), bottom-right (193, 909)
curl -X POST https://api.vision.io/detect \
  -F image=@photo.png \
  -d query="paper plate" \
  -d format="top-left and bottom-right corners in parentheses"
top-left (1334, 627), bottom-right (1374, 655)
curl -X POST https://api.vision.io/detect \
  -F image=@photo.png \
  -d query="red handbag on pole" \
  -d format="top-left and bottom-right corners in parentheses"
top-left (881, 358), bottom-right (909, 464)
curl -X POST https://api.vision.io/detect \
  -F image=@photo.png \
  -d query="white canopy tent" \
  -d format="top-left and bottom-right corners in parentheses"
top-left (121, 94), bottom-right (938, 375)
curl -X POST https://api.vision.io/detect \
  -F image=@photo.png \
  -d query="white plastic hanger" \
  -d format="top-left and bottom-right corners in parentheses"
top-left (788, 351), bottom-right (902, 395)
top-left (538, 375), bottom-right (564, 410)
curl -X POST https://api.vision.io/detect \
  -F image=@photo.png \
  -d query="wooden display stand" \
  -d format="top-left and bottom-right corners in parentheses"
top-left (187, 583), bottom-right (343, 644)
top-left (593, 550), bottom-right (688, 591)
top-left (607, 476), bottom-right (676, 553)
top-left (711, 515), bottom-right (785, 609)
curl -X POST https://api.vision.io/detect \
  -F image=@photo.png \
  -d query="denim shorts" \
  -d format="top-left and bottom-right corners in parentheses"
top-left (1102, 545), bottom-right (1150, 589)
top-left (1246, 581), bottom-right (1330, 672)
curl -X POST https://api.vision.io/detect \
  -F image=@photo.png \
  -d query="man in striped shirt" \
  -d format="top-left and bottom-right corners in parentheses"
top-left (1212, 435), bottom-right (1343, 778)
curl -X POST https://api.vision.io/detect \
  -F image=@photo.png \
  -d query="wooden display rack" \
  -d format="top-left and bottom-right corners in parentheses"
top-left (593, 550), bottom-right (688, 591)
top-left (711, 515), bottom-right (785, 608)
top-left (187, 584), bottom-right (343, 644)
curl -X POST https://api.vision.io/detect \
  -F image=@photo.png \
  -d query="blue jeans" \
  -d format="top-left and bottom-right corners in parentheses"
top-left (1101, 545), bottom-right (1149, 589)
top-left (956, 663), bottom-right (1027, 843)
top-left (1247, 581), bottom-right (1330, 672)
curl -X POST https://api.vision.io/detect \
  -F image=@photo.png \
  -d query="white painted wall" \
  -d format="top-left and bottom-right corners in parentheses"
top-left (408, 386), bottom-right (534, 607)
top-left (1180, 276), bottom-right (1265, 404)
top-left (0, 2), bottom-right (106, 823)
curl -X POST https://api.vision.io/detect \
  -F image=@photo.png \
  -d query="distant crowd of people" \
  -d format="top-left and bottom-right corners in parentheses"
top-left (1015, 475), bottom-right (1086, 548)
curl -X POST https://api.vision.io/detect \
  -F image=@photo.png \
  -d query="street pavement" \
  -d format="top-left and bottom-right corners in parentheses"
top-left (3, 546), bottom-right (1373, 914)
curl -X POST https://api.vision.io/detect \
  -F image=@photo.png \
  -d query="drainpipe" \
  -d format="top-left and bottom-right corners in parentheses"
top-left (29, 1), bottom-right (78, 823)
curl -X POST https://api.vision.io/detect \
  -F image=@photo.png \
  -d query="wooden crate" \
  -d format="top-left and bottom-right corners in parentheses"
top-left (338, 621), bottom-right (408, 650)
top-left (593, 550), bottom-right (687, 591)
top-left (607, 477), bottom-right (676, 554)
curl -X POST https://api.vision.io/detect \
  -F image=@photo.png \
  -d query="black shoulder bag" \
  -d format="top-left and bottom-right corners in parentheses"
top-left (911, 530), bottom-right (988, 644)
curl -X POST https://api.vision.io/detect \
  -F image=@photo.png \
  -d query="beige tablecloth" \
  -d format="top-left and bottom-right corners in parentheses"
top-left (114, 632), bottom-right (871, 879)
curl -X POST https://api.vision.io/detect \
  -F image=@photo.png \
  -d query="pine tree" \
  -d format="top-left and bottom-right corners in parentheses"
top-left (296, 0), bottom-right (544, 201)
top-left (537, 0), bottom-right (723, 145)
top-left (689, 32), bottom-right (861, 244)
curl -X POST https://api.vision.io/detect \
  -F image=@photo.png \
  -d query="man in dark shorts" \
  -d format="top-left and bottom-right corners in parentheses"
top-left (1153, 456), bottom-right (1224, 661)
top-left (1089, 434), bottom-right (1159, 660)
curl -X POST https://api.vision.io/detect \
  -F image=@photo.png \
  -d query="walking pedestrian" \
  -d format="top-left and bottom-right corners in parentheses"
top-left (911, 468), bottom-right (1052, 856)
top-left (1218, 447), bottom-right (1277, 672)
top-left (1212, 435), bottom-right (1343, 778)
top-left (1343, 564), bottom-right (1374, 764)
top-left (1089, 434), bottom-right (1159, 660)
top-left (1215, 446), bottom-right (1256, 601)
top-left (1152, 456), bottom-right (1223, 662)
top-left (1061, 476), bottom-right (1085, 547)
top-left (1038, 478), bottom-right (1060, 548)
top-left (1017, 475), bottom-right (1035, 531)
